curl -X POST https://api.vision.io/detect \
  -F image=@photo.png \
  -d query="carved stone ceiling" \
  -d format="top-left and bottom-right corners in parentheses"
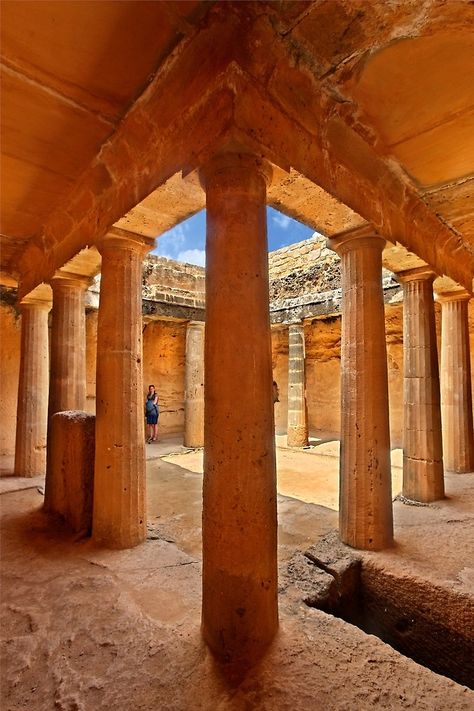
top-left (1, 1), bottom-right (472, 295)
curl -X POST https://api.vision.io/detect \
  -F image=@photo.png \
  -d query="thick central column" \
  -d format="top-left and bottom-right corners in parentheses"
top-left (287, 321), bottom-right (309, 447)
top-left (398, 267), bottom-right (444, 502)
top-left (14, 297), bottom-right (51, 477)
top-left (438, 291), bottom-right (474, 473)
top-left (200, 153), bottom-right (278, 663)
top-left (44, 273), bottom-right (89, 512)
top-left (184, 321), bottom-right (205, 448)
top-left (93, 229), bottom-right (152, 549)
top-left (329, 229), bottom-right (393, 550)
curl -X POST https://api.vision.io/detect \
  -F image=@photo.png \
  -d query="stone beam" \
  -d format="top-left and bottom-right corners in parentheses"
top-left (229, 67), bottom-right (473, 291)
top-left (16, 13), bottom-right (242, 299)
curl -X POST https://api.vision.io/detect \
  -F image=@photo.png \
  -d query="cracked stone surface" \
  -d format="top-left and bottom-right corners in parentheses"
top-left (2, 454), bottom-right (473, 709)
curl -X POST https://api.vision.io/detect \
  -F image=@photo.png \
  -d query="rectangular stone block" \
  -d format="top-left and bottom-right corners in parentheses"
top-left (49, 411), bottom-right (95, 534)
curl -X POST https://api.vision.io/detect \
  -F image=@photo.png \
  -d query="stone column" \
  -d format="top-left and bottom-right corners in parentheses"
top-left (92, 228), bottom-right (153, 549)
top-left (399, 267), bottom-right (444, 501)
top-left (328, 229), bottom-right (393, 550)
top-left (200, 153), bottom-right (278, 663)
top-left (438, 291), bottom-right (474, 473)
top-left (44, 273), bottom-right (89, 512)
top-left (14, 297), bottom-right (51, 477)
top-left (184, 321), bottom-right (205, 448)
top-left (287, 321), bottom-right (309, 447)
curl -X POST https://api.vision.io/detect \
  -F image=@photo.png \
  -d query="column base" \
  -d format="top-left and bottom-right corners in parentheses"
top-left (402, 457), bottom-right (445, 503)
top-left (287, 426), bottom-right (309, 448)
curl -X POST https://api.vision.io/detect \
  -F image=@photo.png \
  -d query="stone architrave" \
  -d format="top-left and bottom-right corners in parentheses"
top-left (286, 321), bottom-right (309, 447)
top-left (199, 153), bottom-right (278, 664)
top-left (14, 297), bottom-right (51, 477)
top-left (184, 321), bottom-right (205, 448)
top-left (92, 228), bottom-right (154, 549)
top-left (398, 267), bottom-right (444, 502)
top-left (44, 273), bottom-right (90, 512)
top-left (328, 228), bottom-right (393, 551)
top-left (438, 290), bottom-right (474, 473)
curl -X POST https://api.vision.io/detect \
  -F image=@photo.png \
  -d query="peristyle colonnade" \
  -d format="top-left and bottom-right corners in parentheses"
top-left (12, 150), bottom-right (474, 662)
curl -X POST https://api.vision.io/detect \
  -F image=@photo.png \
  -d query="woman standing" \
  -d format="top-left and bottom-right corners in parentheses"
top-left (145, 384), bottom-right (159, 443)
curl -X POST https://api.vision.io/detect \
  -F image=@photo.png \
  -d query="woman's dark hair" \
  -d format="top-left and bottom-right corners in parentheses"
top-left (148, 384), bottom-right (155, 389)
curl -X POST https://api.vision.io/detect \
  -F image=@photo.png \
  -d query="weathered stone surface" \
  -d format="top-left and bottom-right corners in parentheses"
top-left (439, 292), bottom-right (474, 473)
top-left (14, 299), bottom-right (50, 478)
top-left (184, 321), bottom-right (204, 448)
top-left (399, 268), bottom-right (444, 502)
top-left (201, 153), bottom-right (278, 664)
top-left (93, 230), bottom-right (151, 549)
top-left (330, 229), bottom-right (393, 551)
top-left (48, 410), bottom-right (95, 534)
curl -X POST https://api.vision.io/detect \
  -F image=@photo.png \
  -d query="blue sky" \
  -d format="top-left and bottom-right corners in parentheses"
top-left (152, 207), bottom-right (316, 266)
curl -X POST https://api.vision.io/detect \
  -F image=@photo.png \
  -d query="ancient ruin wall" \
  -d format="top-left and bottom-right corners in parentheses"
top-left (1, 240), bottom-right (473, 460)
top-left (142, 319), bottom-right (187, 435)
top-left (0, 302), bottom-right (21, 464)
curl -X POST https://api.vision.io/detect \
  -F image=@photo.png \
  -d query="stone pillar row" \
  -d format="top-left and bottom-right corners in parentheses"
top-left (399, 267), bottom-right (444, 502)
top-left (439, 291), bottom-right (474, 473)
top-left (287, 321), bottom-right (309, 447)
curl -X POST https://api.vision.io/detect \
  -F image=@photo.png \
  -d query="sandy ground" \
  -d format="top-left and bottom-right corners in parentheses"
top-left (1, 437), bottom-right (473, 710)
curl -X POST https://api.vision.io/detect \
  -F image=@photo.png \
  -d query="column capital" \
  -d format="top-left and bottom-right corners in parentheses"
top-left (435, 288), bottom-right (471, 304)
top-left (19, 295), bottom-right (52, 311)
top-left (97, 227), bottom-right (155, 257)
top-left (198, 151), bottom-right (273, 191)
top-left (327, 225), bottom-right (385, 256)
top-left (286, 320), bottom-right (305, 329)
top-left (187, 320), bottom-right (205, 329)
top-left (396, 265), bottom-right (437, 285)
top-left (50, 271), bottom-right (92, 291)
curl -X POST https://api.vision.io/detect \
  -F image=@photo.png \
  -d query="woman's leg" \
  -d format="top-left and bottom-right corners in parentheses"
top-left (152, 423), bottom-right (158, 441)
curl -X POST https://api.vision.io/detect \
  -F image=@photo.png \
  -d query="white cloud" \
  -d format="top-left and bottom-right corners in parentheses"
top-left (272, 212), bottom-right (291, 229)
top-left (154, 223), bottom-right (188, 258)
top-left (177, 248), bottom-right (206, 267)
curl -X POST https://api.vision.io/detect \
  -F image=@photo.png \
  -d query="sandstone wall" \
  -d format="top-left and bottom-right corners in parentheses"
top-left (0, 302), bottom-right (21, 461)
top-left (142, 319), bottom-right (187, 435)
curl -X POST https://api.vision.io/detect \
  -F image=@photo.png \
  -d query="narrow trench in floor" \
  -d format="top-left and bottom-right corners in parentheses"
top-left (291, 541), bottom-right (474, 689)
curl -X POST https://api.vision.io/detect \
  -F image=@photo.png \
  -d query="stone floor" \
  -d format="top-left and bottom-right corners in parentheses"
top-left (1, 436), bottom-right (473, 710)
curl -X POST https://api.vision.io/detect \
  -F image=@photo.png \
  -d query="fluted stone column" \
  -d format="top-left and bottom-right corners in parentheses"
top-left (44, 273), bottom-right (89, 512)
top-left (439, 291), bottom-right (474, 473)
top-left (329, 229), bottom-right (393, 550)
top-left (184, 321), bottom-right (205, 448)
top-left (14, 297), bottom-right (51, 477)
top-left (287, 322), bottom-right (309, 447)
top-left (200, 153), bottom-right (278, 663)
top-left (399, 267), bottom-right (444, 502)
top-left (93, 228), bottom-right (153, 549)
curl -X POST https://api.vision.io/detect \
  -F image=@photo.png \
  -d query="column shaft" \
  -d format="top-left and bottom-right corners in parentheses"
top-left (201, 154), bottom-right (278, 663)
top-left (440, 294), bottom-right (474, 472)
top-left (330, 231), bottom-right (393, 550)
top-left (44, 275), bottom-right (88, 511)
top-left (92, 230), bottom-right (151, 549)
top-left (287, 322), bottom-right (309, 447)
top-left (184, 321), bottom-right (205, 448)
top-left (401, 270), bottom-right (444, 501)
top-left (14, 301), bottom-right (50, 477)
